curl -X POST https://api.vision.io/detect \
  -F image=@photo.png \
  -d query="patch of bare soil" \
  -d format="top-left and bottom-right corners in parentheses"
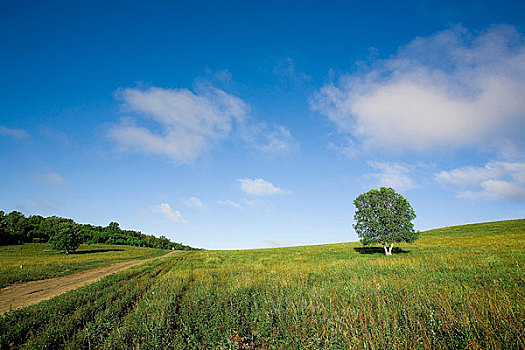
top-left (0, 250), bottom-right (181, 314)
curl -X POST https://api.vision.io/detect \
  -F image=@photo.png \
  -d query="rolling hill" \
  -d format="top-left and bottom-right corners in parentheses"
top-left (1, 219), bottom-right (524, 349)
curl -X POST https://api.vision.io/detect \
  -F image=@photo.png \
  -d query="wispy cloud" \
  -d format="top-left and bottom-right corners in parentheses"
top-left (108, 82), bottom-right (298, 162)
top-left (238, 178), bottom-right (286, 196)
top-left (364, 162), bottom-right (415, 192)
top-left (108, 85), bottom-right (249, 163)
top-left (151, 203), bottom-right (186, 223)
top-left (40, 127), bottom-right (69, 147)
top-left (273, 57), bottom-right (312, 86)
top-left (327, 134), bottom-right (358, 158)
top-left (240, 123), bottom-right (298, 155)
top-left (0, 126), bottom-right (28, 140)
top-left (435, 164), bottom-right (503, 187)
top-left (437, 161), bottom-right (525, 201)
top-left (216, 199), bottom-right (243, 209)
top-left (265, 239), bottom-right (293, 248)
top-left (36, 172), bottom-right (67, 189)
top-left (242, 199), bottom-right (260, 207)
top-left (184, 196), bottom-right (205, 209)
top-left (312, 25), bottom-right (525, 156)
top-left (216, 198), bottom-right (262, 210)
top-left (458, 180), bottom-right (525, 201)
top-left (34, 197), bottom-right (62, 212)
top-left (23, 194), bottom-right (62, 213)
top-left (203, 68), bottom-right (233, 83)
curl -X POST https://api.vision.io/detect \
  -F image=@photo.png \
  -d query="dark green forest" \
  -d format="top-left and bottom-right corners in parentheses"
top-left (0, 210), bottom-right (197, 251)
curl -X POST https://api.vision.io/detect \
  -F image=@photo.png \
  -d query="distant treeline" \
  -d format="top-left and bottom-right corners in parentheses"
top-left (0, 210), bottom-right (197, 250)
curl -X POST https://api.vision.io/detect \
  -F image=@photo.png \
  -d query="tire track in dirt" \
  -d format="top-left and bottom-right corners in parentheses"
top-left (0, 250), bottom-right (182, 314)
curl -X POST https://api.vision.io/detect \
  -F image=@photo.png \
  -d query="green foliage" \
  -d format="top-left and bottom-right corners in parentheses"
top-left (0, 211), bottom-right (7, 244)
top-left (156, 235), bottom-right (172, 249)
top-left (0, 209), bottom-right (197, 251)
top-left (48, 220), bottom-right (82, 254)
top-left (3, 211), bottom-right (28, 245)
top-left (25, 215), bottom-right (45, 242)
top-left (354, 187), bottom-right (418, 254)
top-left (1, 219), bottom-right (523, 349)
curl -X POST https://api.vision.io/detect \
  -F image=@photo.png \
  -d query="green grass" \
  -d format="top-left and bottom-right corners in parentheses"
top-left (0, 243), bottom-right (169, 288)
top-left (1, 219), bottom-right (524, 349)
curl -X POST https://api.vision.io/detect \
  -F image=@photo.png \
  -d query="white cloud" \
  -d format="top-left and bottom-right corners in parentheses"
top-left (202, 68), bottom-right (233, 83)
top-left (216, 198), bottom-right (262, 210)
top-left (34, 197), bottom-right (62, 212)
top-left (37, 172), bottom-right (67, 189)
top-left (311, 25), bottom-right (525, 155)
top-left (151, 203), bottom-right (186, 223)
top-left (0, 126), bottom-right (28, 140)
top-left (184, 196), bottom-right (205, 209)
top-left (481, 180), bottom-right (525, 201)
top-left (24, 194), bottom-right (62, 212)
top-left (437, 161), bottom-right (525, 201)
top-left (500, 162), bottom-right (525, 183)
top-left (458, 181), bottom-right (525, 201)
top-left (108, 83), bottom-right (298, 162)
top-left (364, 162), bottom-right (415, 192)
top-left (435, 164), bottom-right (503, 187)
top-left (108, 85), bottom-right (249, 163)
top-left (273, 57), bottom-right (312, 85)
top-left (238, 178), bottom-right (286, 196)
top-left (242, 199), bottom-right (260, 207)
top-left (327, 134), bottom-right (358, 158)
top-left (40, 127), bottom-right (69, 147)
top-left (241, 123), bottom-right (298, 154)
top-left (265, 239), bottom-right (293, 248)
top-left (217, 199), bottom-right (243, 209)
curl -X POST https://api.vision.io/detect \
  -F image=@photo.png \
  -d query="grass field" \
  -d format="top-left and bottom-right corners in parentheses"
top-left (1, 219), bottom-right (524, 349)
top-left (0, 243), bottom-right (169, 288)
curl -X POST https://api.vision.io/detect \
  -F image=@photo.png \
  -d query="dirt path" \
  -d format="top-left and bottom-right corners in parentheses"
top-left (0, 250), bottom-right (182, 314)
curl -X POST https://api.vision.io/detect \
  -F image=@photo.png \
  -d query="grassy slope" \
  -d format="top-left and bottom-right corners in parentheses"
top-left (1, 219), bottom-right (524, 349)
top-left (0, 243), bottom-right (169, 288)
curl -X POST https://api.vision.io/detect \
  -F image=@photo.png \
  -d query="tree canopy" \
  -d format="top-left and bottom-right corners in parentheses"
top-left (48, 220), bottom-right (82, 254)
top-left (353, 187), bottom-right (419, 255)
top-left (0, 210), bottom-right (198, 251)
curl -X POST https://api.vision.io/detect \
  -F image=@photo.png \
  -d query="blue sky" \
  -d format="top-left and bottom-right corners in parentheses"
top-left (1, 0), bottom-right (524, 249)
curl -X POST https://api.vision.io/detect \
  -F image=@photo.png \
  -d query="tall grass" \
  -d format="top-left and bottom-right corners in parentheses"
top-left (0, 258), bottom-right (173, 349)
top-left (1, 219), bottom-right (524, 349)
top-left (0, 243), bottom-right (169, 288)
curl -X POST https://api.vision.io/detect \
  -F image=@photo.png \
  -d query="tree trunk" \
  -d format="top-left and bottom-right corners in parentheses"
top-left (384, 243), bottom-right (394, 256)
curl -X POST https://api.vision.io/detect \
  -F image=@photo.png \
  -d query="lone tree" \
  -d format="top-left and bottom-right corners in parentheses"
top-left (48, 220), bottom-right (81, 254)
top-left (354, 187), bottom-right (419, 255)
